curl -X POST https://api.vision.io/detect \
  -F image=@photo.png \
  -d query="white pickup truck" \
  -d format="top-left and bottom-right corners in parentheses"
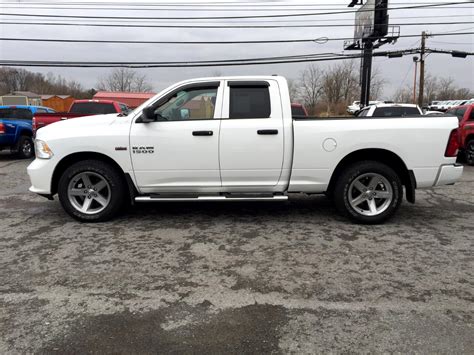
top-left (28, 76), bottom-right (463, 224)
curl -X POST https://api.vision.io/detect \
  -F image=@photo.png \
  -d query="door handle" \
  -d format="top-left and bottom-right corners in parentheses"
top-left (257, 129), bottom-right (278, 135)
top-left (192, 130), bottom-right (213, 136)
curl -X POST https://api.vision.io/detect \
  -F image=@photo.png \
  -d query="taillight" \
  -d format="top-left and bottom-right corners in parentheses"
top-left (445, 129), bottom-right (460, 157)
top-left (32, 117), bottom-right (37, 132)
top-left (0, 123), bottom-right (4, 134)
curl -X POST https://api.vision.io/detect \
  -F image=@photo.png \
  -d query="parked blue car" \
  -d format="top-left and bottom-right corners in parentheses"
top-left (0, 105), bottom-right (55, 159)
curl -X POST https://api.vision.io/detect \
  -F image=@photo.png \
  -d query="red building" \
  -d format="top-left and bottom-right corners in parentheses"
top-left (93, 91), bottom-right (156, 109)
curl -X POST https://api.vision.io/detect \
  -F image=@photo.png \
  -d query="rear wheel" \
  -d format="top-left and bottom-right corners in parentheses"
top-left (17, 135), bottom-right (34, 159)
top-left (334, 161), bottom-right (403, 224)
top-left (58, 160), bottom-right (126, 222)
top-left (465, 139), bottom-right (474, 166)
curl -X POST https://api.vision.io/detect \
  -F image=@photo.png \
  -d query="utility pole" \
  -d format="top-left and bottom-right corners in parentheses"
top-left (360, 40), bottom-right (374, 107)
top-left (417, 31), bottom-right (428, 107)
top-left (413, 56), bottom-right (419, 104)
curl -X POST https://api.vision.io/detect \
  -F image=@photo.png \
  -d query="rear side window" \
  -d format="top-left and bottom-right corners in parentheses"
top-left (0, 108), bottom-right (32, 120)
top-left (373, 107), bottom-right (421, 117)
top-left (229, 83), bottom-right (271, 119)
top-left (469, 109), bottom-right (474, 121)
top-left (70, 102), bottom-right (116, 114)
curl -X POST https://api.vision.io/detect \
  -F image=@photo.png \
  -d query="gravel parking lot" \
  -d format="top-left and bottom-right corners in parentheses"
top-left (0, 154), bottom-right (473, 354)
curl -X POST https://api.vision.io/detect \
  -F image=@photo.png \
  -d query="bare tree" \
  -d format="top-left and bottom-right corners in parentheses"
top-left (286, 78), bottom-right (300, 102)
top-left (299, 65), bottom-right (324, 115)
top-left (321, 61), bottom-right (358, 107)
top-left (97, 68), bottom-right (153, 92)
top-left (392, 87), bottom-right (413, 103)
top-left (370, 66), bottom-right (385, 101)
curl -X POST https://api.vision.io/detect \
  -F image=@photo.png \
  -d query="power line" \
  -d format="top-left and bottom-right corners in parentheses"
top-left (0, 2), bottom-right (470, 20)
top-left (0, 1), bottom-right (467, 7)
top-left (1, 20), bottom-right (472, 29)
top-left (1, 32), bottom-right (472, 46)
top-left (0, 46), bottom-right (471, 68)
top-left (1, 3), bottom-right (472, 11)
top-left (1, 31), bottom-right (473, 45)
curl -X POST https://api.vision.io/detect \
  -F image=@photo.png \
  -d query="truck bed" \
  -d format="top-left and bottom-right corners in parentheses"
top-left (289, 115), bottom-right (459, 192)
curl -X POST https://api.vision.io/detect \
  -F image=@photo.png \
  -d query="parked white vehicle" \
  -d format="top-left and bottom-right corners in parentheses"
top-left (28, 76), bottom-right (463, 224)
top-left (347, 100), bottom-right (383, 115)
top-left (357, 103), bottom-right (423, 117)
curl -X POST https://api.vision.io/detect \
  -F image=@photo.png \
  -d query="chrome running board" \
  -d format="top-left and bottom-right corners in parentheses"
top-left (135, 195), bottom-right (288, 202)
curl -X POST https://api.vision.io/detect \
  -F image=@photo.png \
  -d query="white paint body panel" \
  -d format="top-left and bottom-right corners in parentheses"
top-left (290, 116), bottom-right (460, 192)
top-left (27, 75), bottom-right (462, 198)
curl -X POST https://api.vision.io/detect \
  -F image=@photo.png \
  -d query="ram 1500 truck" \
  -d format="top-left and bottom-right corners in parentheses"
top-left (27, 76), bottom-right (463, 224)
top-left (32, 99), bottom-right (130, 136)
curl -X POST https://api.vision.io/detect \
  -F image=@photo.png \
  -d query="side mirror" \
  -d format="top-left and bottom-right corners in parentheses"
top-left (139, 106), bottom-right (155, 123)
top-left (180, 108), bottom-right (190, 120)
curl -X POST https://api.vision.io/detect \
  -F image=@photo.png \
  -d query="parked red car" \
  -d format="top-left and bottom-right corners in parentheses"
top-left (447, 104), bottom-right (474, 165)
top-left (33, 99), bottom-right (130, 136)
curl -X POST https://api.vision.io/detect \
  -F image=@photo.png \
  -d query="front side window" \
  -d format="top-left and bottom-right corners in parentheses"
top-left (153, 86), bottom-right (218, 121)
top-left (229, 84), bottom-right (271, 119)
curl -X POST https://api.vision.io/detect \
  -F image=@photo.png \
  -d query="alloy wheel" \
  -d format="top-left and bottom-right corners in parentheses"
top-left (67, 172), bottom-right (111, 215)
top-left (348, 173), bottom-right (393, 216)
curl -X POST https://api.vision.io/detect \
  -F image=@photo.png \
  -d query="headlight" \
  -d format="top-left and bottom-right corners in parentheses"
top-left (35, 139), bottom-right (54, 159)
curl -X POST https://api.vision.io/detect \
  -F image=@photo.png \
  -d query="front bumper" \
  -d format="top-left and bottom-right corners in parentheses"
top-left (27, 158), bottom-right (57, 195)
top-left (434, 164), bottom-right (463, 186)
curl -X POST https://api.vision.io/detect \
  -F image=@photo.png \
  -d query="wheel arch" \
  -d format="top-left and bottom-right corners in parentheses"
top-left (18, 129), bottom-right (33, 137)
top-left (327, 148), bottom-right (416, 203)
top-left (464, 134), bottom-right (474, 146)
top-left (51, 152), bottom-right (137, 200)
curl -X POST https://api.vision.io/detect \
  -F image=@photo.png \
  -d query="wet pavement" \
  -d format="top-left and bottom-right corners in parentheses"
top-left (1, 154), bottom-right (473, 354)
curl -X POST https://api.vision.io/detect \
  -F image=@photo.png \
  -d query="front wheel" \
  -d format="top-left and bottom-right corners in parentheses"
top-left (58, 160), bottom-right (126, 222)
top-left (465, 139), bottom-right (474, 166)
top-left (333, 161), bottom-right (403, 224)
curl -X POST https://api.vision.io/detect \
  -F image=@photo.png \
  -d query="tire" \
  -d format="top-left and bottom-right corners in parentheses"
top-left (58, 160), bottom-right (126, 222)
top-left (333, 161), bottom-right (403, 224)
top-left (17, 135), bottom-right (34, 159)
top-left (465, 139), bottom-right (474, 166)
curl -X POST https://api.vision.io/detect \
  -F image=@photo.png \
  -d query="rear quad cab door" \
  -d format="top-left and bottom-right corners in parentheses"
top-left (219, 80), bottom-right (284, 189)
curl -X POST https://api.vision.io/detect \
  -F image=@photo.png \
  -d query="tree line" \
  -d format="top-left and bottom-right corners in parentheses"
top-left (0, 65), bottom-right (471, 113)
top-left (0, 67), bottom-right (154, 99)
top-left (289, 61), bottom-right (472, 115)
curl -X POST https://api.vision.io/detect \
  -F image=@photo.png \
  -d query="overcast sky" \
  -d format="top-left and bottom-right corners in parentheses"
top-left (0, 0), bottom-right (473, 98)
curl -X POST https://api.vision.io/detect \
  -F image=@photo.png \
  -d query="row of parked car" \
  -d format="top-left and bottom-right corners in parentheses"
top-left (429, 99), bottom-right (474, 112)
top-left (0, 100), bottom-right (130, 159)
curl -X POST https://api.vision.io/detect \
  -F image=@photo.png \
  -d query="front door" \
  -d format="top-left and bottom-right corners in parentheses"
top-left (130, 81), bottom-right (223, 193)
top-left (219, 80), bottom-right (284, 189)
